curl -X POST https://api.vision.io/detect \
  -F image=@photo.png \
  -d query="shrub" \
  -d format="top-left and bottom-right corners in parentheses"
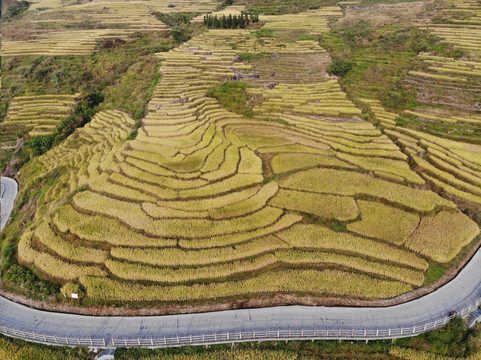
top-left (171, 26), bottom-right (191, 43)
top-left (327, 58), bottom-right (354, 77)
top-left (3, 0), bottom-right (30, 20)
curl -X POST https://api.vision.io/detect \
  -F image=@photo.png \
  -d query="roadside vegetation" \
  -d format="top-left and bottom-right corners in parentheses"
top-left (0, 318), bottom-right (478, 359)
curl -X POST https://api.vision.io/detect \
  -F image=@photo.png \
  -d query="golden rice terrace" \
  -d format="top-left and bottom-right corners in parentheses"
top-left (3, 0), bottom-right (481, 308)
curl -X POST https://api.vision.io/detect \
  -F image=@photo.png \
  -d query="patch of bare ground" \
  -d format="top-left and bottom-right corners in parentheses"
top-left (337, 1), bottom-right (432, 27)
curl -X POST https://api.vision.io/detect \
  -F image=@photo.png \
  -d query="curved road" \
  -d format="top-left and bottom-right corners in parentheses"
top-left (1, 177), bottom-right (18, 232)
top-left (0, 177), bottom-right (479, 348)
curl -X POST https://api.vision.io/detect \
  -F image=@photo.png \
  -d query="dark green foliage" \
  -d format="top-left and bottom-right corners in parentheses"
top-left (3, 265), bottom-right (61, 299)
top-left (330, 223), bottom-right (347, 232)
top-left (171, 26), bottom-right (192, 43)
top-left (1, 244), bottom-right (17, 272)
top-left (27, 92), bottom-right (104, 156)
top-left (3, 0), bottom-right (30, 20)
top-left (396, 317), bottom-right (478, 358)
top-left (326, 58), bottom-right (354, 77)
top-left (382, 84), bottom-right (417, 109)
top-left (29, 135), bottom-right (55, 156)
top-left (203, 13), bottom-right (258, 28)
top-left (207, 82), bottom-right (254, 118)
top-left (154, 12), bottom-right (197, 27)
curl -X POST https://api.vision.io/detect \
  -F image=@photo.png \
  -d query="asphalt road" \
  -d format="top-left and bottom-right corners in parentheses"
top-left (0, 176), bottom-right (479, 348)
top-left (1, 177), bottom-right (18, 232)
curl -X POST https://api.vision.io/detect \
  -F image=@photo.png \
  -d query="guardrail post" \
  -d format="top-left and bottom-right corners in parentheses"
top-left (53, 335), bottom-right (57, 343)
top-left (376, 329), bottom-right (379, 337)
top-left (190, 335), bottom-right (193, 343)
top-left (401, 328), bottom-right (404, 335)
top-left (103, 338), bottom-right (106, 346)
top-left (66, 338), bottom-right (69, 345)
top-left (90, 338), bottom-right (93, 346)
top-left (203, 334), bottom-right (205, 343)
top-left (424, 323), bottom-right (427, 331)
top-left (177, 336), bottom-right (180, 344)
top-left (277, 330), bottom-right (280, 338)
top-left (388, 329), bottom-right (391, 336)
top-left (151, 338), bottom-right (154, 346)
top-left (301, 329), bottom-right (304, 337)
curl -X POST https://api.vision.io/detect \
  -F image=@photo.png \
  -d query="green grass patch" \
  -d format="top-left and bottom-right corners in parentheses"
top-left (251, 28), bottom-right (275, 37)
top-left (238, 52), bottom-right (269, 62)
top-left (424, 263), bottom-right (446, 285)
top-left (207, 82), bottom-right (255, 118)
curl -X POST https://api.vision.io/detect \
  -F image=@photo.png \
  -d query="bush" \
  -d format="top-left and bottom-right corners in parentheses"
top-left (326, 58), bottom-right (354, 77)
top-left (3, 265), bottom-right (60, 298)
top-left (171, 26), bottom-right (191, 43)
top-left (382, 84), bottom-right (417, 109)
top-left (3, 0), bottom-right (30, 20)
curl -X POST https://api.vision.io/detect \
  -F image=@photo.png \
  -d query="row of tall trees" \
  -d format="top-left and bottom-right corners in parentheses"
top-left (203, 13), bottom-right (260, 29)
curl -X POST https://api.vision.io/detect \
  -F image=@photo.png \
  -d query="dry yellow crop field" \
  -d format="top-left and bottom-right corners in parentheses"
top-left (420, 0), bottom-right (481, 55)
top-left (2, 94), bottom-right (79, 139)
top-left (9, 6), bottom-right (481, 308)
top-left (405, 211), bottom-right (479, 263)
top-left (1, 29), bottom-right (133, 56)
top-left (347, 200), bottom-right (420, 245)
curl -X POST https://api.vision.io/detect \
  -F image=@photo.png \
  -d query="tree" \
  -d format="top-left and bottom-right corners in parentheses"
top-left (239, 14), bottom-right (245, 28)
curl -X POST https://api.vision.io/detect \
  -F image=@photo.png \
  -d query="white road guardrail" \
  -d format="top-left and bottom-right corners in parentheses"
top-left (0, 324), bottom-right (106, 347)
top-left (0, 298), bottom-right (477, 349)
top-left (112, 299), bottom-right (481, 348)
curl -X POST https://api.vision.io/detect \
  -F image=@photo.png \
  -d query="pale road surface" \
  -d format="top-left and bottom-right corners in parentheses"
top-left (1, 177), bottom-right (18, 232)
top-left (0, 177), bottom-right (480, 348)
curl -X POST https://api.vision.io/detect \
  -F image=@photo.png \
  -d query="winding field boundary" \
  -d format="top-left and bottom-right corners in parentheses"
top-left (0, 177), bottom-right (480, 349)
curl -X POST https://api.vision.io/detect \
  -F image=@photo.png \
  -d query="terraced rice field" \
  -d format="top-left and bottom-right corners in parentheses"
top-left (11, 4), bottom-right (481, 306)
top-left (1, 94), bottom-right (79, 139)
top-left (421, 0), bottom-right (481, 55)
top-left (1, 29), bottom-right (133, 56)
top-left (2, 0), bottom-right (220, 56)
